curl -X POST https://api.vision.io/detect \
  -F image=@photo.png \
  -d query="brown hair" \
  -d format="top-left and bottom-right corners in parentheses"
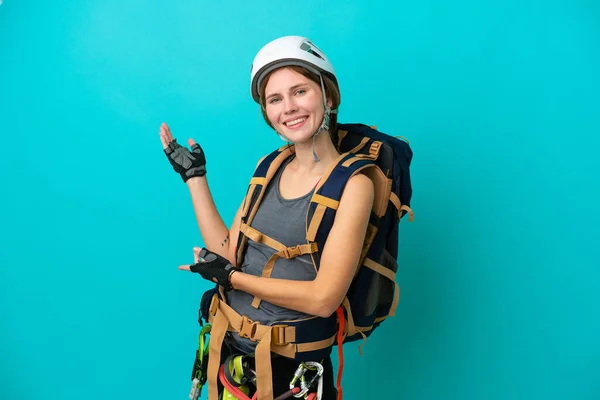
top-left (258, 65), bottom-right (341, 148)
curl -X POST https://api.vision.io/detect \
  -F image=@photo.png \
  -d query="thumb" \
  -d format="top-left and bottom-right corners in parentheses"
top-left (187, 138), bottom-right (196, 147)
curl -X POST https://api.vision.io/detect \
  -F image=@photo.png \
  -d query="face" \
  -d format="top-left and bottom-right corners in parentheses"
top-left (263, 67), bottom-right (331, 143)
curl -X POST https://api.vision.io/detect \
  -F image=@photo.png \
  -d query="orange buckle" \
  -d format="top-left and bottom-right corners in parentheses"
top-left (369, 141), bottom-right (382, 158)
top-left (239, 316), bottom-right (259, 341)
top-left (271, 325), bottom-right (288, 345)
top-left (282, 245), bottom-right (302, 258)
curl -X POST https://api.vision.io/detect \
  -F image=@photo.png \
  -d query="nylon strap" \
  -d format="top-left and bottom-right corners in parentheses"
top-left (363, 257), bottom-right (400, 316)
top-left (389, 192), bottom-right (401, 217)
top-left (251, 242), bottom-right (318, 308)
top-left (206, 296), bottom-right (340, 398)
top-left (401, 205), bottom-right (415, 222)
top-left (389, 192), bottom-right (415, 222)
top-left (312, 194), bottom-right (340, 210)
top-left (307, 204), bottom-right (326, 242)
top-left (241, 185), bottom-right (257, 218)
top-left (349, 136), bottom-right (370, 153)
top-left (240, 223), bottom-right (287, 251)
top-left (341, 156), bottom-right (363, 168)
top-left (207, 306), bottom-right (229, 400)
top-left (255, 327), bottom-right (274, 400)
top-left (363, 258), bottom-right (396, 282)
top-left (250, 177), bottom-right (266, 185)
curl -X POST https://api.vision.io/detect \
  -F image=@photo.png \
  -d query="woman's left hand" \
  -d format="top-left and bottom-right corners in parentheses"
top-left (179, 247), bottom-right (238, 291)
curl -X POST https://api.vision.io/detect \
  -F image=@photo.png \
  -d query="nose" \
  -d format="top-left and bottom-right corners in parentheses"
top-left (283, 96), bottom-right (298, 114)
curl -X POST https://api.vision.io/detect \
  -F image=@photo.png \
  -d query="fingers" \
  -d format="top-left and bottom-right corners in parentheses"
top-left (164, 122), bottom-right (173, 138)
top-left (159, 122), bottom-right (199, 153)
top-left (159, 124), bottom-right (169, 149)
top-left (178, 265), bottom-right (192, 271)
top-left (159, 122), bottom-right (175, 149)
top-left (193, 246), bottom-right (202, 264)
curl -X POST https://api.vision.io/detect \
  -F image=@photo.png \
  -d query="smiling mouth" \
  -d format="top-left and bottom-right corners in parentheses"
top-left (284, 117), bottom-right (308, 128)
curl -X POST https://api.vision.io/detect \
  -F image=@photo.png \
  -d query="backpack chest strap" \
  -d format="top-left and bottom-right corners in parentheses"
top-left (241, 223), bottom-right (319, 308)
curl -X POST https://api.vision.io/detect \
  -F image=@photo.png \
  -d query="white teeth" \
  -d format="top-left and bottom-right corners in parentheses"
top-left (285, 117), bottom-right (306, 126)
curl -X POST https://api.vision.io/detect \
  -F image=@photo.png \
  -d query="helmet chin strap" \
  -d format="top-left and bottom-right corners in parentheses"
top-left (311, 73), bottom-right (337, 162)
top-left (276, 73), bottom-right (337, 162)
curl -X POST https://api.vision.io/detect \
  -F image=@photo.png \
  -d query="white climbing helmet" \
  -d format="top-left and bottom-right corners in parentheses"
top-left (250, 35), bottom-right (339, 104)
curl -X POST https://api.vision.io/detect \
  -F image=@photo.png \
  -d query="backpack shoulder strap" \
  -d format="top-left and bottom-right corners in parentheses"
top-left (306, 152), bottom-right (390, 269)
top-left (235, 144), bottom-right (295, 266)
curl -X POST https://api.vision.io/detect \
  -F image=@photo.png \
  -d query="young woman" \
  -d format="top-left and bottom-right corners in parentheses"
top-left (159, 36), bottom-right (375, 400)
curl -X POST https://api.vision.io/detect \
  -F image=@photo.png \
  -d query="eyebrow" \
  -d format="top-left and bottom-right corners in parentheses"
top-left (266, 83), bottom-right (308, 99)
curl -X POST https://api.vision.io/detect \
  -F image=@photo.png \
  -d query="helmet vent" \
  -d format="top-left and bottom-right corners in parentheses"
top-left (300, 41), bottom-right (325, 60)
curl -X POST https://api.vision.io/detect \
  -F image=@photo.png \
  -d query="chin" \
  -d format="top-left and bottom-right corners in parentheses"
top-left (280, 124), bottom-right (318, 144)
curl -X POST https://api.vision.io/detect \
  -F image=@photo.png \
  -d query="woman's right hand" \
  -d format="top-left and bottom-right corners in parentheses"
top-left (159, 122), bottom-right (207, 183)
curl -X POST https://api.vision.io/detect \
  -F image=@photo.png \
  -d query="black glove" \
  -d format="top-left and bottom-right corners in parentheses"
top-left (190, 248), bottom-right (238, 291)
top-left (164, 139), bottom-right (207, 182)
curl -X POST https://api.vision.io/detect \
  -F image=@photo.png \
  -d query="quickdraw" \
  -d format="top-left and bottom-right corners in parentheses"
top-left (189, 324), bottom-right (211, 400)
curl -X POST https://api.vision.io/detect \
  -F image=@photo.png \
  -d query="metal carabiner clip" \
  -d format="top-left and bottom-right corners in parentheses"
top-left (289, 363), bottom-right (308, 398)
top-left (289, 361), bottom-right (324, 399)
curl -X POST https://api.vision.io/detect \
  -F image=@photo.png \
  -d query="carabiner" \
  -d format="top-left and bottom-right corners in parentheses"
top-left (289, 361), bottom-right (324, 399)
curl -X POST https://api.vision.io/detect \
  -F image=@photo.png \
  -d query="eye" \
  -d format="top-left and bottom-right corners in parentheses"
top-left (295, 89), bottom-right (306, 96)
top-left (268, 97), bottom-right (280, 104)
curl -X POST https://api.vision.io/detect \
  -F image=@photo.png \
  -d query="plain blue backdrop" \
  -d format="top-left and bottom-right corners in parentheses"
top-left (1, 1), bottom-right (599, 399)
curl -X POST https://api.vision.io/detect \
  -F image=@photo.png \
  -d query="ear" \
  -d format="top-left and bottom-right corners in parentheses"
top-left (327, 96), bottom-right (333, 109)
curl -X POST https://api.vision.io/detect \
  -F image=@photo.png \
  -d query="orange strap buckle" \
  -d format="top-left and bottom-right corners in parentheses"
top-left (239, 316), bottom-right (259, 341)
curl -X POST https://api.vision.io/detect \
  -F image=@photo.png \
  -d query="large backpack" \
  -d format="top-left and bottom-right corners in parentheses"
top-left (333, 123), bottom-right (414, 345)
top-left (197, 123), bottom-right (414, 400)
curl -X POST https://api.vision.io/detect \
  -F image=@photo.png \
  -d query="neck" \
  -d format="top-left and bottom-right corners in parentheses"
top-left (289, 130), bottom-right (340, 175)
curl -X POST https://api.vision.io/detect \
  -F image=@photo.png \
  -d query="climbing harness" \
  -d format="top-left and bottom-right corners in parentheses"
top-left (217, 354), bottom-right (324, 400)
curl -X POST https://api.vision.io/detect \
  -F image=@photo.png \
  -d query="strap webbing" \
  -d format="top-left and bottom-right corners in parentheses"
top-left (255, 327), bottom-right (274, 400)
top-left (307, 204), bottom-right (326, 242)
top-left (363, 258), bottom-right (400, 317)
top-left (363, 258), bottom-right (395, 282)
top-left (207, 306), bottom-right (228, 400)
top-left (389, 192), bottom-right (415, 222)
top-left (206, 296), bottom-right (336, 399)
top-left (239, 223), bottom-right (319, 308)
top-left (251, 242), bottom-right (318, 308)
top-left (312, 194), bottom-right (340, 210)
top-left (240, 223), bottom-right (287, 251)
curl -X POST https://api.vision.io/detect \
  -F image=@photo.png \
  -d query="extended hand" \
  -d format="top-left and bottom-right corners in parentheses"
top-left (179, 247), bottom-right (238, 291)
top-left (159, 122), bottom-right (207, 182)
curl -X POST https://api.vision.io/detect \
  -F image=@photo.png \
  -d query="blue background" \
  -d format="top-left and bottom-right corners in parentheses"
top-left (1, 1), bottom-right (599, 399)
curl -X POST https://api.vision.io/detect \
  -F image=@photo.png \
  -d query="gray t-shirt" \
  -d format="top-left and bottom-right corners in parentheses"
top-left (226, 157), bottom-right (317, 353)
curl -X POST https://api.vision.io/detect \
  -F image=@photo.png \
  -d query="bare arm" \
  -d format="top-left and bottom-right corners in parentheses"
top-left (185, 177), bottom-right (240, 261)
top-left (229, 173), bottom-right (375, 318)
top-left (160, 122), bottom-right (244, 263)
